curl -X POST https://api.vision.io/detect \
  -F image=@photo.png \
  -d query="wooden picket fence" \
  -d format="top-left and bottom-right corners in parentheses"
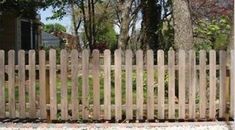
top-left (0, 49), bottom-right (234, 122)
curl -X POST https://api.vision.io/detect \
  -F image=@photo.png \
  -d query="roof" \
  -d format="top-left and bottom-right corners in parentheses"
top-left (42, 31), bottom-right (61, 42)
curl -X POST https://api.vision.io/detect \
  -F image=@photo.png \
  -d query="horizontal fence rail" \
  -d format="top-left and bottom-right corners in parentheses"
top-left (0, 49), bottom-right (234, 122)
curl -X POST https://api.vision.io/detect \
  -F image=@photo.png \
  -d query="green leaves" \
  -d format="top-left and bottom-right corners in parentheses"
top-left (194, 16), bottom-right (231, 50)
top-left (43, 23), bottom-right (67, 33)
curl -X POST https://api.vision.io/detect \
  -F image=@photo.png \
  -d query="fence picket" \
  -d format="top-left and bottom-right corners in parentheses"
top-left (230, 50), bottom-right (234, 118)
top-left (199, 50), bottom-right (206, 119)
top-left (8, 50), bottom-right (15, 118)
top-left (157, 50), bottom-right (165, 119)
top-left (178, 50), bottom-right (185, 119)
top-left (82, 49), bottom-right (89, 120)
top-left (0, 49), bottom-right (232, 121)
top-left (71, 50), bottom-right (79, 120)
top-left (39, 50), bottom-right (47, 119)
top-left (219, 51), bottom-right (227, 118)
top-left (29, 50), bottom-right (36, 118)
top-left (49, 49), bottom-right (57, 120)
top-left (18, 50), bottom-right (26, 118)
top-left (168, 50), bottom-right (175, 119)
top-left (126, 50), bottom-right (133, 120)
top-left (0, 50), bottom-right (5, 118)
top-left (115, 49), bottom-right (122, 120)
top-left (209, 50), bottom-right (216, 119)
top-left (92, 50), bottom-right (100, 120)
top-left (147, 50), bottom-right (154, 120)
top-left (188, 50), bottom-right (196, 119)
top-left (136, 50), bottom-right (143, 120)
top-left (104, 50), bottom-right (111, 120)
top-left (61, 50), bottom-right (68, 120)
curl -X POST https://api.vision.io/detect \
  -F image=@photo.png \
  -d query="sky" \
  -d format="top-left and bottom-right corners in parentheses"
top-left (39, 7), bottom-right (72, 32)
top-left (39, 7), bottom-right (141, 34)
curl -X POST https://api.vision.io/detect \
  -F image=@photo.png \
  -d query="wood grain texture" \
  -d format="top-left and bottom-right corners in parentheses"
top-left (168, 50), bottom-right (175, 119)
top-left (29, 50), bottom-right (36, 118)
top-left (104, 50), bottom-right (111, 120)
top-left (49, 49), bottom-right (57, 120)
top-left (230, 50), bottom-right (234, 118)
top-left (136, 50), bottom-right (143, 120)
top-left (92, 50), bottom-right (100, 120)
top-left (178, 50), bottom-right (185, 119)
top-left (209, 50), bottom-right (216, 119)
top-left (60, 49), bottom-right (68, 120)
top-left (199, 50), bottom-right (206, 119)
top-left (8, 50), bottom-right (15, 118)
top-left (82, 49), bottom-right (89, 120)
top-left (157, 50), bottom-right (165, 119)
top-left (147, 50), bottom-right (154, 120)
top-left (39, 50), bottom-right (47, 119)
top-left (114, 49), bottom-right (122, 120)
top-left (219, 51), bottom-right (227, 118)
top-left (18, 50), bottom-right (26, 118)
top-left (71, 50), bottom-right (79, 120)
top-left (188, 50), bottom-right (196, 119)
top-left (0, 50), bottom-right (5, 118)
top-left (126, 50), bottom-right (133, 120)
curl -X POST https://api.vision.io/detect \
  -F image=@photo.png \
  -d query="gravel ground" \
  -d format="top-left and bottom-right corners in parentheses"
top-left (0, 122), bottom-right (234, 130)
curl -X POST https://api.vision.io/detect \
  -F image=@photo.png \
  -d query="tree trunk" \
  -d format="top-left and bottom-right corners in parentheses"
top-left (172, 0), bottom-right (193, 50)
top-left (140, 0), bottom-right (161, 54)
top-left (118, 1), bottom-right (132, 49)
top-left (70, 0), bottom-right (81, 50)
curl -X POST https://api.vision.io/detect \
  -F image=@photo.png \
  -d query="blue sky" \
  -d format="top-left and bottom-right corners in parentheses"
top-left (39, 7), bottom-right (141, 34)
top-left (39, 7), bottom-right (71, 31)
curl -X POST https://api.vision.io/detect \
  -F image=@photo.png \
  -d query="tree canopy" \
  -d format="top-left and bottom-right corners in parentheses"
top-left (43, 23), bottom-right (67, 33)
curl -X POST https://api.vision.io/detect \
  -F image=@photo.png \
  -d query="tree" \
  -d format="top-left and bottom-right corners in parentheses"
top-left (140, 0), bottom-right (161, 53)
top-left (172, 0), bottom-right (193, 50)
top-left (112, 0), bottom-right (141, 50)
top-left (190, 0), bottom-right (233, 50)
top-left (0, 0), bottom-right (47, 18)
top-left (43, 23), bottom-right (67, 33)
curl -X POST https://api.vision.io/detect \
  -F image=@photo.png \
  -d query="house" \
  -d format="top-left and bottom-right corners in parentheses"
top-left (0, 11), bottom-right (42, 52)
top-left (53, 31), bottom-right (80, 50)
top-left (42, 31), bottom-right (61, 48)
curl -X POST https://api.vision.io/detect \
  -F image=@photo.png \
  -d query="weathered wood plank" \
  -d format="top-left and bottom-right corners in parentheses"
top-left (114, 49), bottom-right (122, 121)
top-left (104, 50), bottom-right (111, 120)
top-left (147, 50), bottom-right (154, 120)
top-left (8, 50), bottom-right (15, 118)
top-left (82, 49), bottom-right (89, 120)
top-left (60, 49), bottom-right (68, 120)
top-left (209, 50), bottom-right (216, 119)
top-left (199, 50), bottom-right (206, 119)
top-left (136, 50), bottom-right (143, 120)
top-left (230, 50), bottom-right (234, 118)
top-left (39, 50), bottom-right (47, 119)
top-left (0, 50), bottom-right (5, 118)
top-left (18, 50), bottom-right (26, 118)
top-left (157, 50), bottom-right (165, 119)
top-left (168, 49), bottom-right (175, 119)
top-left (92, 50), bottom-right (100, 120)
top-left (219, 51), bottom-right (227, 118)
top-left (126, 50), bottom-right (133, 120)
top-left (29, 50), bottom-right (36, 118)
top-left (71, 50), bottom-right (79, 120)
top-left (188, 50), bottom-right (196, 119)
top-left (178, 50), bottom-right (185, 119)
top-left (49, 49), bottom-right (57, 120)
